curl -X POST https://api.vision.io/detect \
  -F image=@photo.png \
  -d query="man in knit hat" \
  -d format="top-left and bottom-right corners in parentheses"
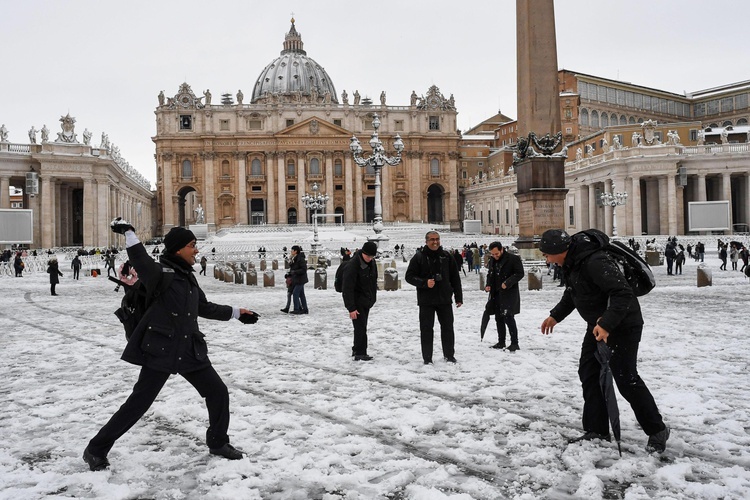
top-left (539, 228), bottom-right (669, 454)
top-left (83, 220), bottom-right (260, 471)
top-left (342, 241), bottom-right (379, 361)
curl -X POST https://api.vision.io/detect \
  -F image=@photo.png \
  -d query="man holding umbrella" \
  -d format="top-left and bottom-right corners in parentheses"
top-left (538, 229), bottom-right (670, 454)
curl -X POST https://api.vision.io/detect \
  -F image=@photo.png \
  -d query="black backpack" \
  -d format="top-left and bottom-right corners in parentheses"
top-left (334, 258), bottom-right (354, 293)
top-left (579, 229), bottom-right (656, 297)
top-left (111, 266), bottom-right (174, 340)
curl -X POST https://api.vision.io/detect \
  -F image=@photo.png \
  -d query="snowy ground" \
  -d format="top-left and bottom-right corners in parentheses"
top-left (1, 228), bottom-right (749, 500)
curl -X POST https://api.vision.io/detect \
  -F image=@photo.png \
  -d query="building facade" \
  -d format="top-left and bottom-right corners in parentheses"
top-left (0, 115), bottom-right (153, 249)
top-left (153, 20), bottom-right (461, 235)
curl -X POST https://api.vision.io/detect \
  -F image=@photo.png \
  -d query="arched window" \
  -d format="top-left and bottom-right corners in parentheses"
top-left (287, 159), bottom-right (296, 177)
top-left (580, 109), bottom-right (589, 126)
top-left (591, 110), bottom-right (599, 128)
top-left (221, 159), bottom-right (230, 177)
top-left (430, 158), bottom-right (440, 177)
top-left (620, 115), bottom-right (627, 125)
top-left (611, 113), bottom-right (618, 125)
top-left (309, 158), bottom-right (320, 175)
top-left (601, 113), bottom-right (609, 128)
top-left (181, 159), bottom-right (192, 178)
top-left (722, 120), bottom-right (733, 127)
top-left (251, 158), bottom-right (262, 175)
top-left (629, 117), bottom-right (636, 124)
top-left (737, 118), bottom-right (748, 125)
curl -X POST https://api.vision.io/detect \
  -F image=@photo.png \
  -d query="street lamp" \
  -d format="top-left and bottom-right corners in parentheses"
top-left (350, 113), bottom-right (404, 241)
top-left (301, 182), bottom-right (329, 260)
top-left (600, 179), bottom-right (628, 237)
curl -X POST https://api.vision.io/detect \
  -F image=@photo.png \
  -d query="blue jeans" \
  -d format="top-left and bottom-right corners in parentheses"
top-left (292, 284), bottom-right (308, 312)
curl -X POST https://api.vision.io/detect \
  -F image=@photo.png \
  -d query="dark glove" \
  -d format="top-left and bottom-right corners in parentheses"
top-left (110, 217), bottom-right (135, 234)
top-left (239, 311), bottom-right (261, 324)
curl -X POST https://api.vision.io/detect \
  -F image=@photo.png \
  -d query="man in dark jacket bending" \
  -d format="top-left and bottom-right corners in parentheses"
top-left (342, 241), bottom-right (379, 361)
top-left (539, 229), bottom-right (669, 453)
top-left (405, 231), bottom-right (463, 364)
top-left (485, 241), bottom-right (525, 351)
top-left (83, 220), bottom-right (258, 471)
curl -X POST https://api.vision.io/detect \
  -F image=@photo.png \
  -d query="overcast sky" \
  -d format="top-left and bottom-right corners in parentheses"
top-left (2, 0), bottom-right (748, 187)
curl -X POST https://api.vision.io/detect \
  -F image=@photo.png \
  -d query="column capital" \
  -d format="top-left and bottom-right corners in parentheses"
top-left (161, 152), bottom-right (173, 161)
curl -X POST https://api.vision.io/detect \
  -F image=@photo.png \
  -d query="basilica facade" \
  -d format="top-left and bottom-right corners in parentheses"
top-left (152, 20), bottom-right (461, 235)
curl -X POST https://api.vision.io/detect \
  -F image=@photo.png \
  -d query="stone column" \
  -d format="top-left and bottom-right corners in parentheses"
top-left (696, 173), bottom-right (707, 202)
top-left (41, 176), bottom-right (53, 249)
top-left (296, 152), bottom-right (306, 222)
top-left (722, 172), bottom-right (732, 230)
top-left (276, 154), bottom-right (286, 223)
top-left (161, 153), bottom-right (175, 233)
top-left (0, 176), bottom-right (9, 208)
top-left (744, 174), bottom-right (750, 230)
top-left (202, 153), bottom-right (216, 232)
top-left (55, 181), bottom-right (64, 247)
top-left (603, 179), bottom-right (613, 236)
top-left (630, 175), bottom-right (642, 237)
top-left (344, 155), bottom-right (354, 223)
top-left (83, 178), bottom-right (94, 247)
top-left (97, 178), bottom-right (109, 247)
top-left (447, 152), bottom-right (459, 225)
top-left (410, 152), bottom-right (422, 222)
top-left (236, 152), bottom-right (248, 225)
top-left (588, 183), bottom-right (597, 231)
top-left (354, 155), bottom-right (363, 222)
top-left (324, 152), bottom-right (334, 212)
top-left (265, 152), bottom-right (276, 224)
top-left (676, 179), bottom-right (685, 235)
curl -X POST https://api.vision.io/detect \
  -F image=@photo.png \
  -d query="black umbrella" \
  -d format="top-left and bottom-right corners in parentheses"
top-left (594, 340), bottom-right (622, 456)
top-left (480, 295), bottom-right (496, 341)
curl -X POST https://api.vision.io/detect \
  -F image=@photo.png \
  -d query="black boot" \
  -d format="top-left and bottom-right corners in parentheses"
top-left (82, 446), bottom-right (110, 471)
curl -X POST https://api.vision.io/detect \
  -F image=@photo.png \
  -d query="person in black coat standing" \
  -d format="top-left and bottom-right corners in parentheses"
top-left (342, 241), bottom-right (379, 361)
top-left (485, 242), bottom-right (524, 351)
top-left (83, 221), bottom-right (259, 471)
top-left (47, 258), bottom-right (63, 295)
top-left (71, 255), bottom-right (82, 280)
top-left (405, 231), bottom-right (463, 364)
top-left (289, 245), bottom-right (309, 314)
top-left (539, 229), bottom-right (669, 454)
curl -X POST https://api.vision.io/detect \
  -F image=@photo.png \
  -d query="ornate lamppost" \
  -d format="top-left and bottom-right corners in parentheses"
top-left (350, 113), bottom-right (404, 241)
top-left (301, 182), bottom-right (329, 260)
top-left (600, 179), bottom-right (628, 237)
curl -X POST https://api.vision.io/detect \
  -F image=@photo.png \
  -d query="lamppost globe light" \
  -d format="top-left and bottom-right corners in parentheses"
top-left (349, 136), bottom-right (361, 153)
top-left (372, 115), bottom-right (381, 129)
top-left (393, 135), bottom-right (404, 152)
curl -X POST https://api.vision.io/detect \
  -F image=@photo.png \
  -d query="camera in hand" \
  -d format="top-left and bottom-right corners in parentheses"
top-left (433, 273), bottom-right (443, 282)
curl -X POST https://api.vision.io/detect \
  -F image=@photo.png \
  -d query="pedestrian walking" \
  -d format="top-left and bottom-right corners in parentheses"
top-left (83, 221), bottom-right (259, 471)
top-left (453, 249), bottom-right (466, 277)
top-left (719, 244), bottom-right (727, 271)
top-left (289, 245), bottom-right (309, 314)
top-left (342, 241), bottom-right (379, 361)
top-left (664, 239), bottom-right (677, 275)
top-left (13, 252), bottom-right (24, 277)
top-left (405, 231), bottom-right (463, 364)
top-left (71, 255), bottom-right (82, 280)
top-left (484, 241), bottom-right (524, 351)
top-left (730, 244), bottom-right (739, 271)
top-left (538, 229), bottom-right (670, 454)
top-left (199, 255), bottom-right (208, 275)
top-left (47, 258), bottom-right (63, 295)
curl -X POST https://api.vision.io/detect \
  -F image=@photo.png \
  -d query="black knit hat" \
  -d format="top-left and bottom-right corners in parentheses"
top-left (539, 229), bottom-right (571, 255)
top-left (361, 241), bottom-right (378, 257)
top-left (164, 227), bottom-right (196, 254)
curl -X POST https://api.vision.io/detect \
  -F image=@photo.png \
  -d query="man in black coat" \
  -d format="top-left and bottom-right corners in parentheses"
top-left (405, 231), bottom-right (463, 364)
top-left (342, 241), bottom-right (379, 361)
top-left (664, 239), bottom-right (677, 275)
top-left (83, 221), bottom-right (258, 471)
top-left (539, 229), bottom-right (669, 453)
top-left (485, 241), bottom-right (524, 351)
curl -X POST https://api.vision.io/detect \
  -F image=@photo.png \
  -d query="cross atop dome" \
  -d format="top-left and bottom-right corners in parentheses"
top-left (282, 17), bottom-right (306, 55)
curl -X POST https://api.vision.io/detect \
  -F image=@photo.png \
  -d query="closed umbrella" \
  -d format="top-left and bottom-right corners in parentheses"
top-left (594, 340), bottom-right (622, 456)
top-left (480, 295), bottom-right (495, 341)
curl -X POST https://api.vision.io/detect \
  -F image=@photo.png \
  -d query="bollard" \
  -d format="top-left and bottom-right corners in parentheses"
top-left (384, 268), bottom-right (399, 291)
top-left (223, 270), bottom-right (233, 283)
top-left (314, 268), bottom-right (327, 289)
top-left (263, 269), bottom-right (275, 287)
top-left (260, 259), bottom-right (267, 271)
top-left (527, 270), bottom-right (543, 290)
top-left (284, 259), bottom-right (290, 269)
top-left (272, 259), bottom-right (278, 270)
top-left (234, 270), bottom-right (243, 285)
top-left (696, 266), bottom-right (712, 287)
top-left (214, 265), bottom-right (221, 279)
top-left (645, 251), bottom-right (661, 267)
top-left (246, 269), bottom-right (257, 286)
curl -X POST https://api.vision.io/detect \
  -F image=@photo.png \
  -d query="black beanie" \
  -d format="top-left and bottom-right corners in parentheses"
top-left (164, 227), bottom-right (196, 254)
top-left (361, 241), bottom-right (378, 257)
top-left (539, 229), bottom-right (571, 255)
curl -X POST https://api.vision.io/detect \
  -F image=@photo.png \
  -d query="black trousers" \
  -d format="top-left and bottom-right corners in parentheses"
top-left (87, 364), bottom-right (230, 457)
top-left (418, 305), bottom-right (455, 362)
top-left (50, 283), bottom-right (57, 295)
top-left (351, 306), bottom-right (370, 356)
top-left (73, 268), bottom-right (80, 280)
top-left (666, 257), bottom-right (674, 274)
top-left (578, 325), bottom-right (665, 437)
top-left (494, 312), bottom-right (518, 345)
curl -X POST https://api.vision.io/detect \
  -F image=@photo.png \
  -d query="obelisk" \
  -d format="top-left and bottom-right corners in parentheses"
top-left (514, 0), bottom-right (568, 258)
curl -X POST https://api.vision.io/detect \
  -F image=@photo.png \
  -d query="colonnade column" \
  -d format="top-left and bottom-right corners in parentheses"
top-left (696, 173), bottom-right (707, 202)
top-left (722, 172), bottom-right (733, 231)
top-left (296, 152), bottom-right (306, 222)
top-left (41, 176), bottom-right (53, 249)
top-left (276, 154), bottom-right (286, 223)
top-left (265, 152), bottom-right (276, 224)
top-left (161, 153), bottom-right (175, 233)
top-left (354, 156), bottom-right (363, 222)
top-left (745, 174), bottom-right (750, 230)
top-left (83, 179), bottom-right (94, 247)
top-left (0, 176), bottom-right (9, 208)
top-left (236, 152), bottom-right (248, 225)
top-left (202, 153), bottom-right (216, 232)
top-left (324, 152), bottom-right (334, 215)
top-left (410, 152), bottom-right (422, 222)
top-left (97, 178), bottom-right (110, 247)
top-left (447, 152), bottom-right (459, 224)
top-left (344, 155), bottom-right (354, 223)
top-left (588, 182), bottom-right (597, 231)
top-left (630, 176), bottom-right (642, 237)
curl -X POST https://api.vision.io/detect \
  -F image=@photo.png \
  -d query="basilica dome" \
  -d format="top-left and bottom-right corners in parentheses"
top-left (251, 20), bottom-right (338, 105)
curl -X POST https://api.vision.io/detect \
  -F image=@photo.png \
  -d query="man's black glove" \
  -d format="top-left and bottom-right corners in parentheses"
top-left (111, 217), bottom-right (135, 234)
top-left (239, 311), bottom-right (261, 324)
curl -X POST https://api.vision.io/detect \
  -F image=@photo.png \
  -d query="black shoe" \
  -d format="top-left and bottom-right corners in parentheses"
top-left (289, 310), bottom-right (303, 315)
top-left (491, 342), bottom-right (505, 349)
top-left (645, 426), bottom-right (670, 453)
top-left (423, 360), bottom-right (433, 365)
top-left (568, 431), bottom-right (611, 444)
top-left (444, 356), bottom-right (457, 363)
top-left (280, 308), bottom-right (289, 313)
top-left (209, 443), bottom-right (244, 460)
top-left (302, 309), bottom-right (309, 314)
top-left (507, 344), bottom-right (520, 352)
top-left (82, 446), bottom-right (110, 471)
top-left (354, 354), bottom-right (373, 361)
